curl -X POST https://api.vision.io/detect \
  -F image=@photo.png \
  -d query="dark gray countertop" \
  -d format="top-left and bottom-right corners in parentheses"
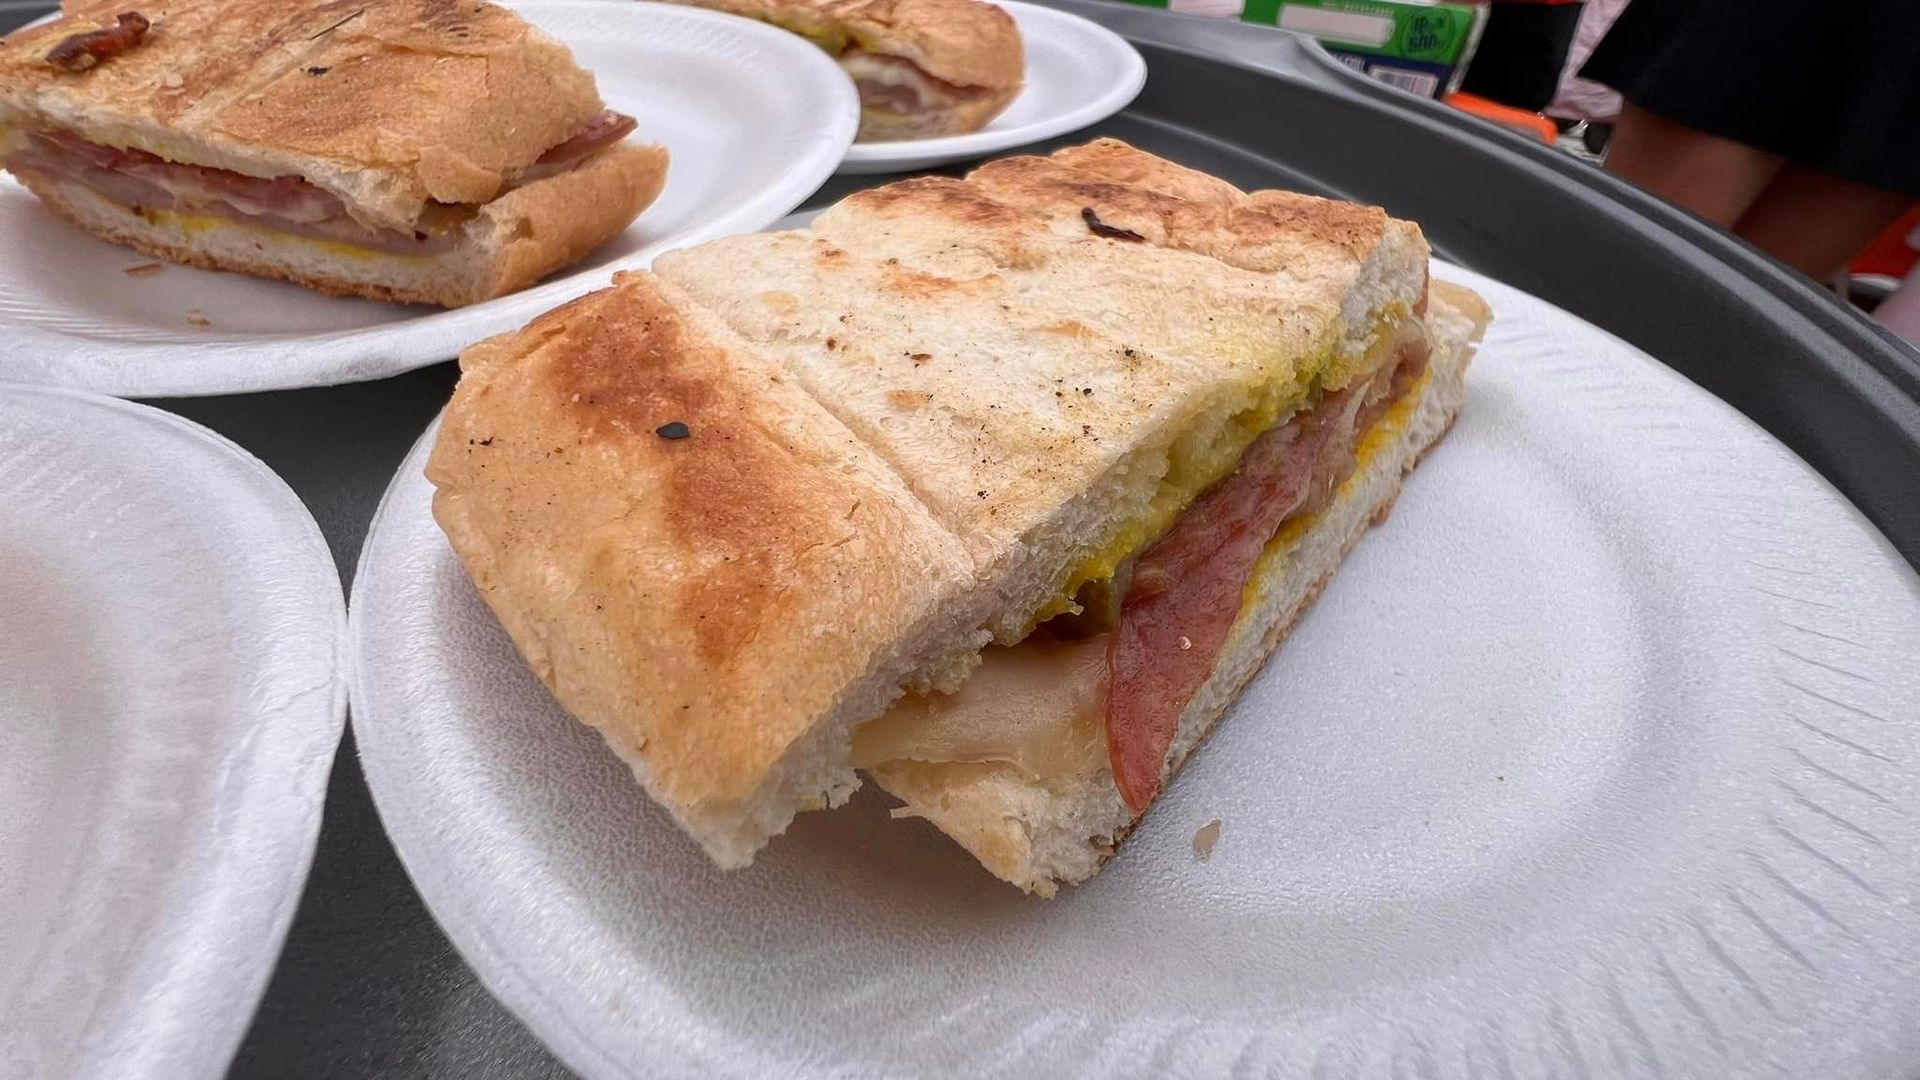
top-left (157, 371), bottom-right (575, 1077)
top-left (3, 5), bottom-right (548, 1072)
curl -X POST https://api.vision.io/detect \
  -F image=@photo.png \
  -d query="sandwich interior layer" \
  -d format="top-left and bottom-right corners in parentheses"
top-left (730, 11), bottom-right (1005, 132)
top-left (851, 303), bottom-right (1438, 834)
top-left (0, 109), bottom-right (637, 258)
top-left (839, 49), bottom-right (997, 126)
top-left (1023, 306), bottom-right (1430, 640)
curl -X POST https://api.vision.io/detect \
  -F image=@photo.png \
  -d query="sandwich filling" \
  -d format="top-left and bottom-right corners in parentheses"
top-left (837, 48), bottom-right (995, 126)
top-left (741, 13), bottom-right (998, 130)
top-left (855, 301), bottom-right (1434, 813)
top-left (0, 109), bottom-right (636, 256)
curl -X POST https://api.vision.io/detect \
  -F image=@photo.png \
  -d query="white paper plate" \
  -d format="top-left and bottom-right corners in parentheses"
top-left (0, 386), bottom-right (346, 1078)
top-left (837, 2), bottom-right (1147, 175)
top-left (349, 264), bottom-right (1920, 1079)
top-left (0, 1), bottom-right (857, 398)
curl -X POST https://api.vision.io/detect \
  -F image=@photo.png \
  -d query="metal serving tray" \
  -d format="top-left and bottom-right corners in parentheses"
top-left (11, 0), bottom-right (1904, 1073)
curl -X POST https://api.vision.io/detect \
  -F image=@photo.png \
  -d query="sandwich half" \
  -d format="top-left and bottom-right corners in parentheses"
top-left (428, 139), bottom-right (1489, 891)
top-left (667, 0), bottom-right (1023, 141)
top-left (0, 0), bottom-right (669, 306)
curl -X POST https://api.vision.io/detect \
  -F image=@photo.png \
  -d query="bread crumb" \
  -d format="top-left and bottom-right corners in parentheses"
top-left (122, 262), bottom-right (163, 277)
top-left (184, 309), bottom-right (211, 327)
top-left (1193, 819), bottom-right (1222, 860)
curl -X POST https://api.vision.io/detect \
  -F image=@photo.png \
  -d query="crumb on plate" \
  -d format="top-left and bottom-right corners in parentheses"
top-left (1193, 819), bottom-right (1222, 860)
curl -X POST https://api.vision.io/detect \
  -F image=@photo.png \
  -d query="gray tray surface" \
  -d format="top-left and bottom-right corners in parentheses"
top-left (11, 1), bottom-right (1910, 1075)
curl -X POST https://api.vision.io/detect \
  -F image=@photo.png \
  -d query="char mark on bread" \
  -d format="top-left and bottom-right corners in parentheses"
top-left (46, 11), bottom-right (150, 72)
top-left (1080, 206), bottom-right (1144, 242)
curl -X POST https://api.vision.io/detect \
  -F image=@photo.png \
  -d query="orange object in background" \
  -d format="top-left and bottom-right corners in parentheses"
top-left (1445, 91), bottom-right (1556, 143)
top-left (1850, 205), bottom-right (1920, 279)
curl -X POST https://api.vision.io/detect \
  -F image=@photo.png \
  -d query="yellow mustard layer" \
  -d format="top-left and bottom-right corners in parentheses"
top-left (136, 208), bottom-right (422, 263)
top-left (871, 364), bottom-right (1438, 785)
top-left (1026, 308), bottom-right (1418, 635)
top-left (1046, 365), bottom-right (1315, 615)
top-left (1242, 363), bottom-right (1435, 610)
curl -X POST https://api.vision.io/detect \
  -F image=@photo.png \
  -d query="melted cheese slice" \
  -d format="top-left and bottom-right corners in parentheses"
top-left (131, 209), bottom-right (432, 263)
top-left (840, 51), bottom-right (951, 111)
top-left (853, 637), bottom-right (1107, 782)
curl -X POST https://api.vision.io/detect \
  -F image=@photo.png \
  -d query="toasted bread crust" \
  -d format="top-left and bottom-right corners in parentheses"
top-left (969, 139), bottom-right (1399, 274)
top-left (829, 0), bottom-right (1022, 91)
top-left (667, 0), bottom-right (1023, 92)
top-left (429, 272), bottom-right (980, 859)
top-left (656, 140), bottom-right (1425, 630)
top-left (467, 142), bottom-right (669, 304)
top-left (0, 0), bottom-right (608, 229)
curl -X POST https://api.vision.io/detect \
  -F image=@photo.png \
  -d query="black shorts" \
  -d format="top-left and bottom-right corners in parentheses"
top-left (1460, 1), bottom-right (1585, 114)
top-left (1580, 0), bottom-right (1920, 197)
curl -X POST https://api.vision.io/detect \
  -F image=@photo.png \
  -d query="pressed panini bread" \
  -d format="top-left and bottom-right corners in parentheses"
top-left (666, 0), bottom-right (1023, 140)
top-left (428, 139), bottom-right (1488, 889)
top-left (0, 0), bottom-right (668, 305)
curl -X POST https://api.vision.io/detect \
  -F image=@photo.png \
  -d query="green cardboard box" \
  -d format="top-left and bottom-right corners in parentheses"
top-left (1113, 0), bottom-right (1487, 100)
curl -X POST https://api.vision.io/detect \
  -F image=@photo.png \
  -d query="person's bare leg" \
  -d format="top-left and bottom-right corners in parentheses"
top-left (1732, 165), bottom-right (1916, 282)
top-left (1874, 261), bottom-right (1920, 345)
top-left (1604, 102), bottom-right (1783, 226)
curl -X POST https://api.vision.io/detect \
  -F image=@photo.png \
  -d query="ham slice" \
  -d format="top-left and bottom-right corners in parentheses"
top-left (840, 48), bottom-right (984, 116)
top-left (31, 128), bottom-right (347, 222)
top-left (3, 109), bottom-right (637, 254)
top-left (510, 109), bottom-right (638, 183)
top-left (1106, 333), bottom-right (1432, 812)
top-left (853, 637), bottom-right (1108, 781)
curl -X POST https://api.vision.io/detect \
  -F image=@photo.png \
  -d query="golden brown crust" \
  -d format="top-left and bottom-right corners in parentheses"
top-left (468, 142), bottom-right (669, 303)
top-left (1045, 137), bottom-right (1245, 207)
top-left (836, 139), bottom-right (1394, 287)
top-left (428, 271), bottom-right (976, 840)
top-left (832, 0), bottom-right (1022, 91)
top-left (0, 0), bottom-right (606, 229)
top-left (968, 139), bottom-right (1393, 274)
top-left (657, 139), bottom-right (1422, 636)
top-left (667, 0), bottom-right (1023, 91)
